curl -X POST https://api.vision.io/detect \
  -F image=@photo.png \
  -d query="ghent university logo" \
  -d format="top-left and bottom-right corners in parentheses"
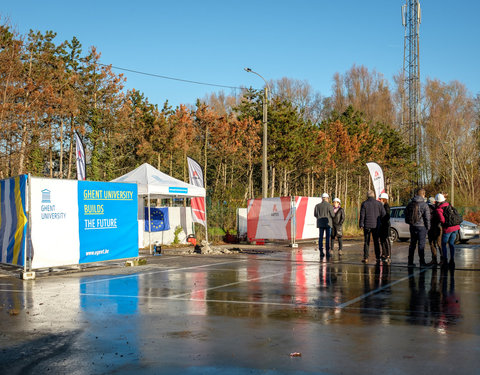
top-left (41, 189), bottom-right (51, 203)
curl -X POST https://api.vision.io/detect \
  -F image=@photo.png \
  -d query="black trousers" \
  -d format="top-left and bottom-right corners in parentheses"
top-left (380, 235), bottom-right (391, 258)
top-left (331, 226), bottom-right (343, 250)
top-left (408, 226), bottom-right (427, 264)
top-left (363, 227), bottom-right (381, 260)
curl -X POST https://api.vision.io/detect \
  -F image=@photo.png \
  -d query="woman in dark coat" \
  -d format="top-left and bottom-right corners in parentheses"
top-left (379, 193), bottom-right (391, 263)
top-left (331, 198), bottom-right (345, 254)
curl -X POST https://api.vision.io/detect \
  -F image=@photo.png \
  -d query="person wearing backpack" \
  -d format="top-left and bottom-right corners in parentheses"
top-left (435, 193), bottom-right (461, 269)
top-left (405, 188), bottom-right (430, 267)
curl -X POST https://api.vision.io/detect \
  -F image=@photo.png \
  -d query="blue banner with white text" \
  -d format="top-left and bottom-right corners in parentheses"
top-left (78, 181), bottom-right (138, 263)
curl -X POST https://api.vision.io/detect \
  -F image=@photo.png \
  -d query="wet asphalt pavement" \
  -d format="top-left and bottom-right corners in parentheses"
top-left (1, 239), bottom-right (479, 374)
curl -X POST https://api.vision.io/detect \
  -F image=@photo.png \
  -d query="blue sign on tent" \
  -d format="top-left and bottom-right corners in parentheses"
top-left (168, 187), bottom-right (188, 194)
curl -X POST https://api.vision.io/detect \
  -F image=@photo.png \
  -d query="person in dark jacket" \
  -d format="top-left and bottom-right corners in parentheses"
top-left (427, 196), bottom-right (441, 266)
top-left (331, 198), bottom-right (345, 255)
top-left (359, 190), bottom-right (386, 263)
top-left (314, 193), bottom-right (335, 259)
top-left (405, 188), bottom-right (431, 267)
top-left (379, 192), bottom-right (391, 263)
top-left (435, 193), bottom-right (460, 269)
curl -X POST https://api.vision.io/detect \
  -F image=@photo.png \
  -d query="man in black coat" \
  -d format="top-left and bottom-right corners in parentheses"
top-left (359, 190), bottom-right (386, 263)
top-left (314, 193), bottom-right (335, 259)
top-left (405, 188), bottom-right (431, 267)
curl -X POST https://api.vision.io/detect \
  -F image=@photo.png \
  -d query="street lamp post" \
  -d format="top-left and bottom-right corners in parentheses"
top-left (244, 67), bottom-right (269, 198)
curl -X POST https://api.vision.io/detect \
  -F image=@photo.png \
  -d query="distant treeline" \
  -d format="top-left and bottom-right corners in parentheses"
top-left (1, 20), bottom-right (479, 233)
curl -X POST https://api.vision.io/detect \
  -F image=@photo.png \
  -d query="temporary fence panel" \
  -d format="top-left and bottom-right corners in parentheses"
top-left (292, 196), bottom-right (323, 240)
top-left (140, 206), bottom-right (194, 246)
top-left (77, 180), bottom-right (138, 263)
top-left (30, 177), bottom-right (138, 269)
top-left (0, 175), bottom-right (28, 266)
top-left (30, 178), bottom-right (80, 268)
top-left (236, 208), bottom-right (247, 240)
top-left (247, 197), bottom-right (293, 241)
top-left (247, 196), bottom-right (322, 241)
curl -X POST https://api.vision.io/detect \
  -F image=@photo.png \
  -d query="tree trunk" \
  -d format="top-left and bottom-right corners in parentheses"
top-left (358, 175), bottom-right (361, 214)
top-left (344, 169), bottom-right (348, 210)
top-left (271, 166), bottom-right (275, 198)
top-left (335, 170), bottom-right (338, 198)
top-left (183, 148), bottom-right (187, 182)
top-left (49, 136), bottom-right (53, 177)
top-left (59, 119), bottom-right (64, 178)
top-left (311, 170), bottom-right (315, 197)
top-left (67, 121), bottom-right (74, 179)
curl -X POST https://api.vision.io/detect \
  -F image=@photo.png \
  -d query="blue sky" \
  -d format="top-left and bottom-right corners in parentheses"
top-left (2, 1), bottom-right (479, 108)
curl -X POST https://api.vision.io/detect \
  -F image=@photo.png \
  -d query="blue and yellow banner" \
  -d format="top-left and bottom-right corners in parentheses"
top-left (0, 175), bottom-right (27, 266)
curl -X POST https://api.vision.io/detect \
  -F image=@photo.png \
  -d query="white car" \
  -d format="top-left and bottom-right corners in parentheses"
top-left (389, 206), bottom-right (480, 243)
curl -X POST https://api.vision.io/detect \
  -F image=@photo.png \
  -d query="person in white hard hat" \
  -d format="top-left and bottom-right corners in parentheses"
top-left (331, 198), bottom-right (345, 255)
top-left (314, 193), bottom-right (335, 259)
top-left (435, 193), bottom-right (461, 268)
top-left (427, 196), bottom-right (441, 266)
top-left (379, 192), bottom-right (391, 263)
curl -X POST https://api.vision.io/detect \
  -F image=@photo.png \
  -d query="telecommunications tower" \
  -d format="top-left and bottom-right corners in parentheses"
top-left (402, 0), bottom-right (421, 164)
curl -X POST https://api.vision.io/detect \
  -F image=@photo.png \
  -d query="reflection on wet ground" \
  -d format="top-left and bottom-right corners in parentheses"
top-left (1, 241), bottom-right (479, 374)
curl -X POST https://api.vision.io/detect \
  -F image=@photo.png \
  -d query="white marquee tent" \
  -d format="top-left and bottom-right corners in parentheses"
top-left (112, 163), bottom-right (205, 198)
top-left (111, 163), bottom-right (206, 251)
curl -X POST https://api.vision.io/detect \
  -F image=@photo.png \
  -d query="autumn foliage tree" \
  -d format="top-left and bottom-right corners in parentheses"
top-left (1, 20), bottom-right (478, 237)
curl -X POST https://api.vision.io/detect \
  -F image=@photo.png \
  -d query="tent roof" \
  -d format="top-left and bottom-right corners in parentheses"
top-left (111, 163), bottom-right (205, 198)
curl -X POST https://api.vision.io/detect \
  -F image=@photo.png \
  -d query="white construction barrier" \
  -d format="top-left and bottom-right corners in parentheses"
top-left (1, 175), bottom-right (138, 270)
top-left (247, 196), bottom-right (322, 242)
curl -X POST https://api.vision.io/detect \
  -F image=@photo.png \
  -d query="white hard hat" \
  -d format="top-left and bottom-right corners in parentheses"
top-left (435, 193), bottom-right (446, 203)
top-left (322, 193), bottom-right (329, 198)
top-left (333, 198), bottom-right (341, 203)
top-left (379, 193), bottom-right (389, 200)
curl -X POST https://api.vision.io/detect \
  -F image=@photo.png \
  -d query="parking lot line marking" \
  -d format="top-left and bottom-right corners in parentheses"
top-left (78, 259), bottom-right (248, 286)
top-left (168, 270), bottom-right (288, 299)
top-left (336, 267), bottom-right (429, 309)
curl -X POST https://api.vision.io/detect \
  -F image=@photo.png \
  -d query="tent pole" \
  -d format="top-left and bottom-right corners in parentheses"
top-left (148, 192), bottom-right (152, 255)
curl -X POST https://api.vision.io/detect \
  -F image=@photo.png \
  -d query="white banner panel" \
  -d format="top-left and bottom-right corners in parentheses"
top-left (30, 178), bottom-right (79, 268)
top-left (247, 197), bottom-right (292, 240)
top-left (293, 196), bottom-right (323, 240)
top-left (247, 197), bottom-right (323, 241)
